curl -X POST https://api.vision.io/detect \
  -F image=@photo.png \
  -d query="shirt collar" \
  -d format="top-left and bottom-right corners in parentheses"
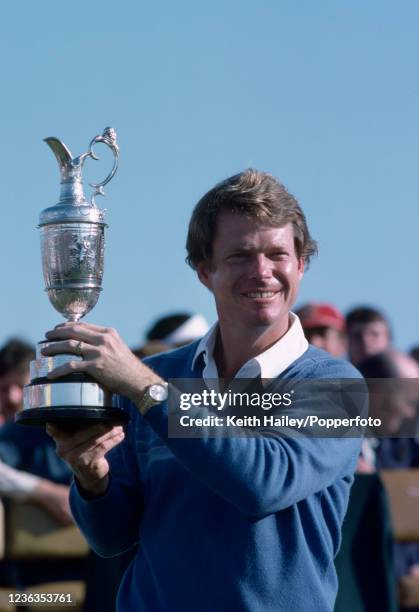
top-left (191, 312), bottom-right (308, 379)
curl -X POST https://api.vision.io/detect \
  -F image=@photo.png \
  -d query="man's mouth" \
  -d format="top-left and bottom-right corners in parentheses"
top-left (242, 290), bottom-right (281, 299)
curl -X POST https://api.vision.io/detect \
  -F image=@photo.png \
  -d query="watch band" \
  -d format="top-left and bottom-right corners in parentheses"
top-left (141, 382), bottom-right (169, 414)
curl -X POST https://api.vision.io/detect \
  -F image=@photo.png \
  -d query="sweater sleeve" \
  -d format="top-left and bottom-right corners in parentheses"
top-left (142, 360), bottom-right (365, 518)
top-left (70, 409), bottom-right (144, 558)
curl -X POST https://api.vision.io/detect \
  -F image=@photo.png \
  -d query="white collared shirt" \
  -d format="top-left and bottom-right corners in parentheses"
top-left (192, 313), bottom-right (309, 383)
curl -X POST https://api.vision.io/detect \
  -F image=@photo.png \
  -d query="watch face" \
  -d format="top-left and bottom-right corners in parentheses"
top-left (149, 384), bottom-right (168, 402)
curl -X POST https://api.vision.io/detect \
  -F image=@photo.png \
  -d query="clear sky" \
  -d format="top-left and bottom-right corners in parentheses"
top-left (0, 0), bottom-right (418, 351)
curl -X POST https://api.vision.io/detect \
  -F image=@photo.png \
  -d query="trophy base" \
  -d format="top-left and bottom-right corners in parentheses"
top-left (19, 342), bottom-right (131, 429)
top-left (15, 407), bottom-right (130, 428)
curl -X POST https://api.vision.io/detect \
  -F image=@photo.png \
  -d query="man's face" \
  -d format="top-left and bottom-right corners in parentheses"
top-left (0, 366), bottom-right (29, 422)
top-left (197, 213), bottom-right (304, 334)
top-left (305, 326), bottom-right (347, 358)
top-left (348, 321), bottom-right (390, 365)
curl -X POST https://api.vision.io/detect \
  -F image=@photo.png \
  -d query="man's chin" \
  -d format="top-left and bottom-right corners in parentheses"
top-left (245, 310), bottom-right (286, 328)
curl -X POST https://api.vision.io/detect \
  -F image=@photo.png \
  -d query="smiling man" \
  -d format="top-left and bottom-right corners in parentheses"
top-left (43, 170), bottom-right (363, 612)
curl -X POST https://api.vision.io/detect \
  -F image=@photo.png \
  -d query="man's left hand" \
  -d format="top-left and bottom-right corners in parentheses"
top-left (42, 322), bottom-right (163, 409)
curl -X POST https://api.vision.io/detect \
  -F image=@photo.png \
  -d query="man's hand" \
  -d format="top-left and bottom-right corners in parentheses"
top-left (46, 423), bottom-right (125, 496)
top-left (29, 480), bottom-right (73, 526)
top-left (42, 322), bottom-right (163, 409)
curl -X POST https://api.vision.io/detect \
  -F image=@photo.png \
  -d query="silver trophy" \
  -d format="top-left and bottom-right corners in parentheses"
top-left (17, 128), bottom-right (128, 426)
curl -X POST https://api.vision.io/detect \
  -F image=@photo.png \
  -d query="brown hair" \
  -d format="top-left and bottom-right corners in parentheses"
top-left (186, 169), bottom-right (317, 269)
top-left (346, 306), bottom-right (391, 336)
top-left (0, 338), bottom-right (35, 378)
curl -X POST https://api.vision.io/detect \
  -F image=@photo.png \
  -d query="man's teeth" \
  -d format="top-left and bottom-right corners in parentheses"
top-left (245, 291), bottom-right (276, 298)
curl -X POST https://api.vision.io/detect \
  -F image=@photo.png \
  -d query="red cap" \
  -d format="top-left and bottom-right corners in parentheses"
top-left (296, 303), bottom-right (346, 333)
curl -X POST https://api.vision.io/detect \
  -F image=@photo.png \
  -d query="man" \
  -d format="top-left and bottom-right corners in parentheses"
top-left (0, 339), bottom-right (34, 424)
top-left (43, 170), bottom-right (362, 611)
top-left (410, 345), bottom-right (419, 366)
top-left (357, 350), bottom-right (419, 581)
top-left (296, 302), bottom-right (347, 358)
top-left (357, 350), bottom-right (419, 467)
top-left (346, 306), bottom-right (391, 366)
top-left (132, 312), bottom-right (209, 357)
top-left (145, 312), bottom-right (209, 347)
top-left (0, 339), bottom-right (72, 525)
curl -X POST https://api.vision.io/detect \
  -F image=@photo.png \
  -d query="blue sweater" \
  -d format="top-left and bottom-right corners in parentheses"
top-left (70, 344), bottom-right (362, 612)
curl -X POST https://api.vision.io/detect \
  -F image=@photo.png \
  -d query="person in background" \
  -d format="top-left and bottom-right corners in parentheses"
top-left (409, 345), bottom-right (419, 367)
top-left (346, 308), bottom-right (393, 476)
top-left (295, 302), bottom-right (347, 358)
top-left (0, 461), bottom-right (72, 525)
top-left (146, 312), bottom-right (209, 347)
top-left (0, 339), bottom-right (80, 592)
top-left (0, 338), bottom-right (72, 525)
top-left (132, 312), bottom-right (209, 358)
top-left (346, 306), bottom-right (391, 366)
top-left (357, 350), bottom-right (419, 469)
top-left (357, 350), bottom-right (419, 582)
top-left (296, 302), bottom-right (376, 476)
top-left (0, 338), bottom-right (34, 424)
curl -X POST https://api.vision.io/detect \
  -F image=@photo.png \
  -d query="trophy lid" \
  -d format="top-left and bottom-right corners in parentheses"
top-left (39, 128), bottom-right (118, 228)
top-left (39, 202), bottom-right (107, 226)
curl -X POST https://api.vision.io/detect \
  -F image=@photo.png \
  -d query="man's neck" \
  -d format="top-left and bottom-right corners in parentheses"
top-left (214, 317), bottom-right (291, 380)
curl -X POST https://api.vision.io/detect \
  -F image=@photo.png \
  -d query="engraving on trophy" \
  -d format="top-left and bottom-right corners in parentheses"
top-left (41, 223), bottom-right (105, 321)
top-left (69, 234), bottom-right (97, 273)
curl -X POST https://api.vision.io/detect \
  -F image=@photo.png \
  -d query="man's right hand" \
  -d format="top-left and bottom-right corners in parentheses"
top-left (46, 423), bottom-right (125, 497)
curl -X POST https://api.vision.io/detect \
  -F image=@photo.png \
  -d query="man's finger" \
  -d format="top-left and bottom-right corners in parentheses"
top-left (58, 426), bottom-right (124, 457)
top-left (55, 321), bottom-right (108, 333)
top-left (46, 422), bottom-right (112, 444)
top-left (46, 359), bottom-right (89, 379)
top-left (64, 428), bottom-right (125, 465)
top-left (45, 324), bottom-right (104, 345)
top-left (41, 339), bottom-right (96, 357)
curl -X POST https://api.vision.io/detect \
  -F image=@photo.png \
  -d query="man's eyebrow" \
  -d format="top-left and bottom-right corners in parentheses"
top-left (225, 245), bottom-right (289, 254)
top-left (226, 246), bottom-right (253, 253)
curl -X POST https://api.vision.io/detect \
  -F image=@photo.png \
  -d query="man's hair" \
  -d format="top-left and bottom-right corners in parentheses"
top-left (346, 306), bottom-right (390, 331)
top-left (0, 338), bottom-right (35, 378)
top-left (186, 169), bottom-right (317, 270)
top-left (357, 351), bottom-right (397, 379)
top-left (410, 346), bottom-right (419, 365)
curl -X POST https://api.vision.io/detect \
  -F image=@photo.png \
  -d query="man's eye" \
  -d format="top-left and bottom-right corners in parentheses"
top-left (270, 252), bottom-right (287, 260)
top-left (228, 253), bottom-right (246, 261)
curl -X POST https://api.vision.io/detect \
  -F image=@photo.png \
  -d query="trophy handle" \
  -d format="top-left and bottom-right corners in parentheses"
top-left (86, 127), bottom-right (120, 204)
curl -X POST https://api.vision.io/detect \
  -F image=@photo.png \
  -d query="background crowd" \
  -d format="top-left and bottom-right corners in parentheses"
top-left (0, 305), bottom-right (418, 612)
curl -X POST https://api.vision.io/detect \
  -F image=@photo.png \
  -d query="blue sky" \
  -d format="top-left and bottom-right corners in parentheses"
top-left (0, 1), bottom-right (418, 351)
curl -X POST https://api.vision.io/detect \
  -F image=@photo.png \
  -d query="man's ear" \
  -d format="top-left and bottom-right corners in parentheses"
top-left (298, 258), bottom-right (305, 280)
top-left (196, 261), bottom-right (213, 291)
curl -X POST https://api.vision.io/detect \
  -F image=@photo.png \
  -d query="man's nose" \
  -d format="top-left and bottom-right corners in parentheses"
top-left (249, 254), bottom-right (272, 278)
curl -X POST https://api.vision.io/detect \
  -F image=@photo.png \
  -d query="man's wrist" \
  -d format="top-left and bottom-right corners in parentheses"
top-left (75, 474), bottom-right (110, 499)
top-left (130, 375), bottom-right (167, 416)
top-left (138, 381), bottom-right (169, 416)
